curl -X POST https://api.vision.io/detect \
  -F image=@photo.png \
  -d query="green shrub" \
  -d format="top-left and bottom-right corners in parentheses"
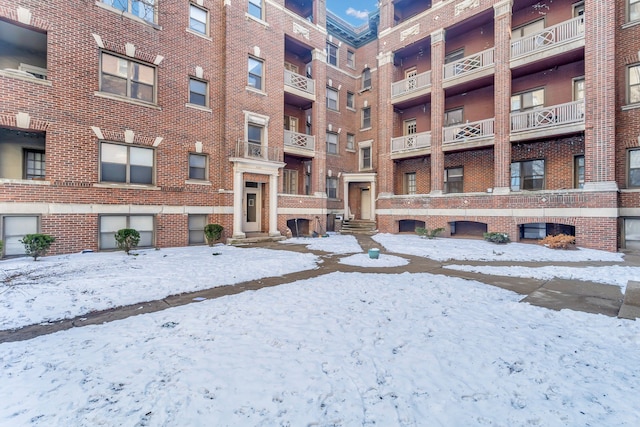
top-left (204, 223), bottom-right (224, 246)
top-left (483, 232), bottom-right (510, 244)
top-left (20, 234), bottom-right (56, 260)
top-left (0, 240), bottom-right (4, 257)
top-left (539, 234), bottom-right (576, 249)
top-left (415, 227), bottom-right (444, 239)
top-left (115, 228), bottom-right (140, 255)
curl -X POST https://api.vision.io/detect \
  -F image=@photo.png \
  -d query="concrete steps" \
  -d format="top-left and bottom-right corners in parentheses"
top-left (340, 220), bottom-right (377, 235)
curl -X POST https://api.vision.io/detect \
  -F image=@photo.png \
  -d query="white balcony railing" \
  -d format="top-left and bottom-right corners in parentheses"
top-left (510, 100), bottom-right (585, 133)
top-left (443, 48), bottom-right (495, 80)
top-left (391, 131), bottom-right (432, 153)
top-left (391, 70), bottom-right (432, 98)
top-left (284, 130), bottom-right (315, 151)
top-left (511, 16), bottom-right (584, 58)
top-left (284, 69), bottom-right (315, 95)
top-left (235, 140), bottom-right (281, 162)
top-left (443, 118), bottom-right (495, 145)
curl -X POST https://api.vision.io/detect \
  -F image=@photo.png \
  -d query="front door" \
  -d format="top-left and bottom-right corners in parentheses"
top-left (243, 182), bottom-right (261, 232)
top-left (361, 188), bottom-right (371, 220)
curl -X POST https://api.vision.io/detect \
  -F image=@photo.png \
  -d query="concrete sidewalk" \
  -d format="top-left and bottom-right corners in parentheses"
top-left (0, 235), bottom-right (636, 343)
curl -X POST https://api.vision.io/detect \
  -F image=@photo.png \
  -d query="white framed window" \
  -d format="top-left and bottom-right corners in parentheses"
top-left (284, 115), bottom-right (298, 132)
top-left (99, 215), bottom-right (154, 250)
top-left (247, 123), bottom-right (264, 157)
top-left (248, 0), bottom-right (264, 20)
top-left (284, 61), bottom-right (299, 73)
top-left (189, 3), bottom-right (208, 35)
top-left (630, 0), bottom-right (640, 22)
top-left (573, 77), bottom-right (585, 101)
top-left (248, 56), bottom-right (264, 90)
top-left (362, 68), bottom-right (371, 89)
top-left (100, 52), bottom-right (156, 103)
top-left (101, 0), bottom-right (157, 24)
top-left (511, 159), bottom-right (545, 191)
top-left (512, 19), bottom-right (545, 39)
top-left (628, 65), bottom-right (640, 105)
top-left (188, 214), bottom-right (207, 245)
top-left (1, 215), bottom-right (38, 257)
top-left (404, 118), bottom-right (417, 135)
top-left (404, 172), bottom-right (416, 195)
top-left (326, 176), bottom-right (338, 198)
top-left (326, 132), bottom-right (338, 154)
top-left (327, 87), bottom-right (338, 111)
top-left (511, 88), bottom-right (545, 111)
top-left (346, 91), bottom-right (355, 109)
top-left (362, 107), bottom-right (371, 129)
top-left (347, 50), bottom-right (355, 68)
top-left (405, 68), bottom-right (417, 90)
top-left (573, 1), bottom-right (584, 18)
top-left (189, 77), bottom-right (208, 106)
top-left (100, 142), bottom-right (154, 184)
top-left (444, 49), bottom-right (464, 64)
top-left (326, 42), bottom-right (338, 66)
top-left (283, 169), bottom-right (298, 194)
top-left (360, 146), bottom-right (372, 170)
top-left (444, 108), bottom-right (463, 126)
top-left (346, 133), bottom-right (355, 150)
top-left (574, 155), bottom-right (585, 189)
top-left (444, 167), bottom-right (463, 194)
top-left (188, 153), bottom-right (207, 180)
top-left (629, 149), bottom-right (640, 188)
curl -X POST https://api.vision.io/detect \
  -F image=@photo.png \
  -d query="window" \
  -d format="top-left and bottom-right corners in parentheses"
top-left (0, 20), bottom-right (47, 80)
top-left (444, 167), bottom-right (463, 194)
top-left (405, 68), bottom-right (417, 90)
top-left (512, 19), bottom-right (545, 39)
top-left (100, 215), bottom-right (154, 249)
top-left (189, 153), bottom-right (207, 180)
top-left (101, 53), bottom-right (155, 103)
top-left (247, 124), bottom-right (263, 157)
top-left (189, 4), bottom-right (208, 35)
top-left (624, 218), bottom-right (640, 249)
top-left (326, 132), bottom-right (338, 154)
top-left (404, 118), bottom-right (417, 135)
top-left (630, 0), bottom-right (640, 22)
top-left (248, 56), bottom-right (264, 90)
top-left (573, 77), bottom-right (585, 101)
top-left (511, 159), bottom-right (545, 191)
top-left (629, 149), bottom-right (640, 187)
top-left (346, 133), bottom-right (355, 150)
top-left (248, 0), bottom-right (264, 20)
top-left (444, 108), bottom-right (463, 126)
top-left (188, 214), bottom-right (207, 245)
top-left (326, 42), bottom-right (338, 66)
top-left (326, 176), bottom-right (338, 198)
top-left (574, 155), bottom-right (585, 189)
top-left (24, 150), bottom-right (45, 179)
top-left (362, 107), bottom-right (371, 129)
top-left (444, 49), bottom-right (464, 64)
top-left (284, 115), bottom-right (298, 132)
top-left (100, 142), bottom-right (154, 184)
top-left (362, 68), bottom-right (371, 89)
top-left (346, 91), bottom-right (355, 109)
top-left (404, 172), bottom-right (416, 195)
top-left (327, 87), bottom-right (338, 110)
top-left (573, 1), bottom-right (584, 18)
top-left (360, 146), bottom-right (372, 170)
top-left (2, 216), bottom-right (38, 256)
top-left (628, 65), bottom-right (640, 104)
top-left (283, 169), bottom-right (298, 194)
top-left (101, 0), bottom-right (156, 23)
top-left (347, 50), bottom-right (355, 68)
top-left (511, 88), bottom-right (545, 111)
top-left (284, 62), bottom-right (298, 73)
top-left (189, 78), bottom-right (208, 106)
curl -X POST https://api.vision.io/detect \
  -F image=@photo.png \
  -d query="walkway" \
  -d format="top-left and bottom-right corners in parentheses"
top-left (0, 235), bottom-right (636, 343)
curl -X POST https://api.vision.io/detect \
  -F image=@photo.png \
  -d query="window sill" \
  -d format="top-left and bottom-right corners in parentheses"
top-left (0, 178), bottom-right (50, 185)
top-left (622, 19), bottom-right (640, 30)
top-left (360, 127), bottom-right (372, 132)
top-left (185, 103), bottom-right (212, 112)
top-left (327, 108), bottom-right (340, 113)
top-left (185, 179), bottom-right (212, 186)
top-left (245, 13), bottom-right (269, 27)
top-left (0, 70), bottom-right (52, 86)
top-left (95, 1), bottom-right (162, 29)
top-left (246, 86), bottom-right (267, 96)
top-left (94, 183), bottom-right (160, 190)
top-left (185, 28), bottom-right (212, 40)
top-left (346, 148), bottom-right (356, 153)
top-left (621, 103), bottom-right (640, 112)
top-left (358, 86), bottom-right (372, 94)
top-left (346, 107), bottom-right (356, 112)
top-left (94, 92), bottom-right (162, 110)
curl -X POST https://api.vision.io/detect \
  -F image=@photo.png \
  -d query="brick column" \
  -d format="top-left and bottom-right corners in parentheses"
top-left (492, 0), bottom-right (512, 194)
top-left (376, 51), bottom-right (395, 195)
top-left (311, 48), bottom-right (328, 196)
top-left (377, 0), bottom-right (393, 32)
top-left (430, 29), bottom-right (445, 195)
top-left (583, 0), bottom-right (617, 191)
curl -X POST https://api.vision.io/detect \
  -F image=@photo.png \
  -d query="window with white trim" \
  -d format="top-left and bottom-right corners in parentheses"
top-left (512, 19), bottom-right (545, 39)
top-left (362, 68), bottom-right (371, 89)
top-left (1, 216), bottom-right (38, 257)
top-left (511, 88), bottom-right (544, 111)
top-left (346, 91), bottom-right (355, 109)
top-left (362, 107), bottom-right (371, 129)
top-left (101, 0), bottom-right (157, 23)
top-left (189, 153), bottom-right (207, 180)
top-left (629, 149), bottom-right (640, 187)
top-left (100, 52), bottom-right (156, 103)
top-left (100, 142), bottom-right (154, 184)
top-left (248, 56), bottom-right (264, 90)
top-left (511, 159), bottom-right (545, 191)
top-left (444, 108), bottom-right (463, 126)
top-left (327, 87), bottom-right (338, 111)
top-left (574, 155), bottom-right (584, 189)
top-left (346, 133), bottom-right (355, 150)
top-left (188, 214), bottom-right (207, 245)
top-left (630, 0), bottom-right (640, 22)
top-left (99, 215), bottom-right (154, 249)
top-left (283, 169), bottom-right (298, 194)
top-left (248, 0), bottom-right (264, 20)
top-left (628, 64), bottom-right (640, 104)
top-left (360, 146), bottom-right (372, 170)
top-left (444, 167), bottom-right (463, 194)
top-left (189, 3), bottom-right (208, 35)
top-left (189, 77), bottom-right (208, 106)
top-left (326, 42), bottom-right (338, 66)
top-left (326, 176), bottom-right (338, 198)
top-left (326, 132), bottom-right (338, 154)
top-left (347, 50), bottom-right (355, 68)
top-left (404, 172), bottom-right (416, 195)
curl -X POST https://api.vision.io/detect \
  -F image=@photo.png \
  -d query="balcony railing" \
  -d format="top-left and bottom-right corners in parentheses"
top-left (391, 131), bottom-right (432, 153)
top-left (284, 130), bottom-right (315, 151)
top-left (511, 16), bottom-right (584, 58)
top-left (391, 70), bottom-right (432, 98)
top-left (284, 69), bottom-right (315, 95)
top-left (235, 140), bottom-right (281, 162)
top-left (510, 100), bottom-right (585, 133)
top-left (443, 48), bottom-right (495, 80)
top-left (443, 118), bottom-right (495, 145)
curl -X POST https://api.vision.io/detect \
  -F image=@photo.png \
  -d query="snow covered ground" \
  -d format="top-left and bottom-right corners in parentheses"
top-left (1, 235), bottom-right (639, 426)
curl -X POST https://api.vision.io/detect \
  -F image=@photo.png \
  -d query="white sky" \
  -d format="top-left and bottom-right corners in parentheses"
top-left (1, 234), bottom-right (639, 425)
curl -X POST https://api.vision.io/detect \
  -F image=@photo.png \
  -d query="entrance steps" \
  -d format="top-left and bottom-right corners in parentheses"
top-left (227, 233), bottom-right (286, 246)
top-left (340, 220), bottom-right (377, 235)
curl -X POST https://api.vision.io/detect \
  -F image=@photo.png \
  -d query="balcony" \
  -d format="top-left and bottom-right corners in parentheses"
top-left (511, 16), bottom-right (584, 69)
top-left (443, 48), bottom-right (495, 89)
top-left (510, 100), bottom-right (585, 142)
top-left (443, 118), bottom-right (495, 151)
top-left (284, 69), bottom-right (315, 102)
top-left (391, 70), bottom-right (432, 105)
top-left (391, 131), bottom-right (432, 159)
top-left (284, 130), bottom-right (315, 157)
top-left (234, 140), bottom-right (282, 163)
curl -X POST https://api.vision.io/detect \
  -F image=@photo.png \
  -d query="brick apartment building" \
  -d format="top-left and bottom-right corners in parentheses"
top-left (0, 0), bottom-right (638, 256)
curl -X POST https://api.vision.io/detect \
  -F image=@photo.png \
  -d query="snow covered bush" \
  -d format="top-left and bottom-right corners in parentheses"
top-left (204, 224), bottom-right (224, 246)
top-left (20, 233), bottom-right (56, 260)
top-left (539, 234), bottom-right (575, 249)
top-left (114, 228), bottom-right (140, 255)
top-left (415, 227), bottom-right (444, 239)
top-left (483, 232), bottom-right (510, 244)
